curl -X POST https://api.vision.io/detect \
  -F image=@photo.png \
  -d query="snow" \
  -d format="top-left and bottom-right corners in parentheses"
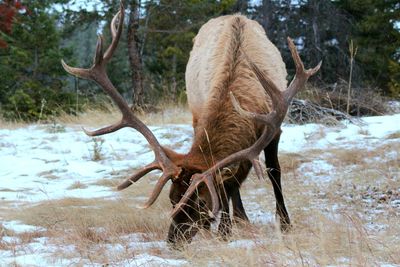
top-left (1, 113), bottom-right (399, 265)
top-left (2, 221), bottom-right (46, 234)
top-left (128, 253), bottom-right (187, 266)
top-left (0, 124), bottom-right (193, 203)
top-left (298, 159), bottom-right (335, 184)
top-left (280, 113), bottom-right (400, 153)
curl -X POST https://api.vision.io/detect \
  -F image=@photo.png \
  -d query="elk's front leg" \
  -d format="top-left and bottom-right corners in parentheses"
top-left (218, 185), bottom-right (232, 239)
top-left (264, 134), bottom-right (291, 231)
top-left (231, 186), bottom-right (249, 223)
top-left (231, 162), bottom-right (251, 224)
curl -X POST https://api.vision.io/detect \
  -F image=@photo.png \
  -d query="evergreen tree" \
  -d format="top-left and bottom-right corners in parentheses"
top-left (0, 0), bottom-right (75, 120)
top-left (142, 0), bottom-right (237, 102)
top-left (335, 0), bottom-right (400, 96)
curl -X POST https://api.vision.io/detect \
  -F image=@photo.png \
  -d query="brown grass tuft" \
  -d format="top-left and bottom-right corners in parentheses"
top-left (386, 131), bottom-right (400, 139)
top-left (67, 181), bottom-right (88, 190)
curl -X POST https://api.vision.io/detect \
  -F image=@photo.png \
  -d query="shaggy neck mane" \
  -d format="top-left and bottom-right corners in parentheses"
top-left (188, 16), bottom-right (263, 170)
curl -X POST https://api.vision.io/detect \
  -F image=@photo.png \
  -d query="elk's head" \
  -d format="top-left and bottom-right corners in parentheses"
top-left (166, 167), bottom-right (212, 244)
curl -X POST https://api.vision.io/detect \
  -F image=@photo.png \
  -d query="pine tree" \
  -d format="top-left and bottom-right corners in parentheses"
top-left (0, 0), bottom-right (75, 120)
top-left (335, 0), bottom-right (400, 96)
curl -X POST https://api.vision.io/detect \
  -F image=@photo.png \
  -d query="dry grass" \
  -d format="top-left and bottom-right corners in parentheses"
top-left (4, 196), bottom-right (171, 261)
top-left (280, 152), bottom-right (308, 173)
top-left (386, 131), bottom-right (400, 139)
top-left (0, 102), bottom-right (192, 130)
top-left (56, 102), bottom-right (192, 127)
top-left (66, 181), bottom-right (88, 190)
top-left (37, 170), bottom-right (60, 180)
top-left (9, 185), bottom-right (171, 237)
top-left (296, 84), bottom-right (390, 116)
top-left (180, 212), bottom-right (400, 266)
top-left (0, 117), bottom-right (28, 129)
top-left (180, 142), bottom-right (399, 266)
top-left (91, 178), bottom-right (119, 188)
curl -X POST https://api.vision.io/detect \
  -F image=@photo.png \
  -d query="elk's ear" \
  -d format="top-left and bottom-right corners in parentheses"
top-left (163, 146), bottom-right (209, 172)
top-left (163, 147), bottom-right (186, 167)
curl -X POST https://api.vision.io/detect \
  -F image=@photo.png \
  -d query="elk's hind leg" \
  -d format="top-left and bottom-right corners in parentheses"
top-left (264, 133), bottom-right (291, 231)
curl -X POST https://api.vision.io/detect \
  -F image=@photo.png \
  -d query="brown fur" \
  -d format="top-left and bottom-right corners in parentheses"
top-left (183, 15), bottom-right (286, 170)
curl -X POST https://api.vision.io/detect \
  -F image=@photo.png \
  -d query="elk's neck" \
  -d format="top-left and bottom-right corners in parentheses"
top-left (188, 63), bottom-right (266, 169)
top-left (186, 16), bottom-right (271, 171)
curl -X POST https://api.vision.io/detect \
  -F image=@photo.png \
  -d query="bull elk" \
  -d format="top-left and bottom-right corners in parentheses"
top-left (62, 3), bottom-right (320, 245)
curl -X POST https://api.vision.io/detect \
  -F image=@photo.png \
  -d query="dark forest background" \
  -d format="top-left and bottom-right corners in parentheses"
top-left (0, 0), bottom-right (399, 121)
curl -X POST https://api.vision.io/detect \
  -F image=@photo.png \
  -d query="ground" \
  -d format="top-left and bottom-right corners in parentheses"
top-left (0, 111), bottom-right (399, 266)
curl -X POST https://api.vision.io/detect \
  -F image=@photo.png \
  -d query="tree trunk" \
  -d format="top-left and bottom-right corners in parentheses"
top-left (261, 0), bottom-right (273, 30)
top-left (127, 0), bottom-right (144, 109)
top-left (311, 0), bottom-right (322, 60)
top-left (171, 53), bottom-right (177, 102)
top-left (233, 0), bottom-right (248, 14)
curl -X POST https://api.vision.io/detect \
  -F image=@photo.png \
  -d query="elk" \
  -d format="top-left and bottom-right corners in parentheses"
top-left (62, 3), bottom-right (320, 245)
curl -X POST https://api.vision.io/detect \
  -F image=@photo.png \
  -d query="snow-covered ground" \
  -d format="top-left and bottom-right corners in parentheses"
top-left (1, 113), bottom-right (399, 266)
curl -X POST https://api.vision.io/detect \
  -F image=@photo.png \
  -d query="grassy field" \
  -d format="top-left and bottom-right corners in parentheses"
top-left (0, 108), bottom-right (399, 266)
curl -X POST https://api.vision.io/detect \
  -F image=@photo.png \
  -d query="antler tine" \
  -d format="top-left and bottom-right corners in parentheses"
top-left (110, 11), bottom-right (119, 37)
top-left (104, 2), bottom-right (124, 62)
top-left (285, 37), bottom-right (322, 102)
top-left (94, 35), bottom-right (104, 66)
top-left (251, 158), bottom-right (264, 180)
top-left (61, 1), bottom-right (181, 209)
top-left (117, 161), bottom-right (160, 190)
top-left (287, 37), bottom-right (304, 74)
top-left (61, 59), bottom-right (91, 80)
top-left (230, 92), bottom-right (278, 125)
top-left (138, 173), bottom-right (174, 209)
top-left (171, 172), bottom-right (220, 218)
top-left (248, 61), bottom-right (284, 113)
top-left (82, 120), bottom-right (126, 137)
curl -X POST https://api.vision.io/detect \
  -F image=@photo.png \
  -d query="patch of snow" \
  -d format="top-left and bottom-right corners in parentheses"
top-left (0, 124), bottom-right (193, 203)
top-left (2, 221), bottom-right (45, 234)
top-left (129, 253), bottom-right (187, 266)
top-left (246, 203), bottom-right (275, 225)
top-left (298, 159), bottom-right (335, 184)
top-left (280, 113), bottom-right (400, 152)
top-left (0, 236), bottom-right (60, 267)
top-left (387, 101), bottom-right (400, 113)
top-left (228, 239), bottom-right (266, 248)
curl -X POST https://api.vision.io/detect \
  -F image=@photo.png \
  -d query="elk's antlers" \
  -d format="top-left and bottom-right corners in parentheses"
top-left (61, 2), bottom-right (181, 208)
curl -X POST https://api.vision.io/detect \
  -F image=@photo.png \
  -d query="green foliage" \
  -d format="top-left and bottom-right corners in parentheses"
top-left (0, 0), bottom-right (78, 121)
top-left (388, 59), bottom-right (400, 97)
top-left (334, 0), bottom-right (400, 96)
top-left (0, 0), bottom-right (399, 122)
top-left (142, 0), bottom-right (237, 102)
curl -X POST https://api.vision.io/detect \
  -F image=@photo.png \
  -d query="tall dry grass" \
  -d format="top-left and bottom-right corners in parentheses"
top-left (0, 101), bottom-right (192, 130)
top-left (56, 102), bottom-right (192, 127)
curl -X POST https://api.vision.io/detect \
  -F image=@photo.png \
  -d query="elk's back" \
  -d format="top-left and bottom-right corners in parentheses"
top-left (185, 15), bottom-right (288, 119)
